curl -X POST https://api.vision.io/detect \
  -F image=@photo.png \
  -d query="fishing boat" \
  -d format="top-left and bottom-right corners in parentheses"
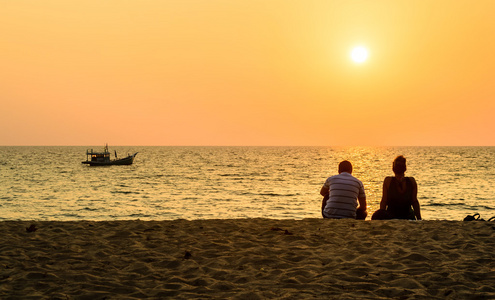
top-left (82, 145), bottom-right (138, 166)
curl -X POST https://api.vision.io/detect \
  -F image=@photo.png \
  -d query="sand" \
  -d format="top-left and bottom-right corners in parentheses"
top-left (1, 219), bottom-right (494, 299)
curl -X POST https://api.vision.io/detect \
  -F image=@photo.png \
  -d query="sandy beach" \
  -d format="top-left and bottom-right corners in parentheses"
top-left (1, 219), bottom-right (494, 299)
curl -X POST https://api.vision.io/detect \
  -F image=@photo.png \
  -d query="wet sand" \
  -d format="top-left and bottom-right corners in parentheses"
top-left (1, 219), bottom-right (494, 299)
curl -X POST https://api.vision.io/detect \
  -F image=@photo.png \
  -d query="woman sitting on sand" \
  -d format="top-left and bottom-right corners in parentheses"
top-left (378, 155), bottom-right (422, 220)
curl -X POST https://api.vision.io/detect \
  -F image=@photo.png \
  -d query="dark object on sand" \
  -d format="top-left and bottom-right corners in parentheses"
top-left (356, 208), bottom-right (368, 220)
top-left (26, 224), bottom-right (37, 233)
top-left (183, 251), bottom-right (192, 260)
top-left (82, 144), bottom-right (138, 166)
top-left (371, 209), bottom-right (392, 220)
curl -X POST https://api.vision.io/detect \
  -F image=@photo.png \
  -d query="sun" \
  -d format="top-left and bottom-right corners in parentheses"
top-left (351, 46), bottom-right (368, 63)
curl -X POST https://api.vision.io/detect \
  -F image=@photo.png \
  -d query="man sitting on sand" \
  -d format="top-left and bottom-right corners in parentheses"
top-left (320, 160), bottom-right (367, 219)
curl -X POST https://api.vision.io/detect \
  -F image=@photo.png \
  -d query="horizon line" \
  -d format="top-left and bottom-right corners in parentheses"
top-left (1, 145), bottom-right (494, 147)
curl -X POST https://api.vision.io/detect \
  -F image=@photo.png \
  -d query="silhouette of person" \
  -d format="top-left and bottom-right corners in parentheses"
top-left (377, 155), bottom-right (422, 220)
top-left (320, 160), bottom-right (367, 219)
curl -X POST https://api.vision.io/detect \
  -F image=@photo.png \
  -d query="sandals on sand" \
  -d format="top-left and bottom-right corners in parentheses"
top-left (463, 213), bottom-right (495, 221)
top-left (463, 213), bottom-right (484, 221)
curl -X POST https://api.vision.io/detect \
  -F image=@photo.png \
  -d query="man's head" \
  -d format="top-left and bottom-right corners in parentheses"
top-left (338, 160), bottom-right (353, 174)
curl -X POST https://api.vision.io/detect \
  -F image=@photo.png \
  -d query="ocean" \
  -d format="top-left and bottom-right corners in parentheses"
top-left (0, 146), bottom-right (494, 221)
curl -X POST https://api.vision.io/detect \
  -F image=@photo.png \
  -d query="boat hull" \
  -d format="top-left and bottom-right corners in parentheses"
top-left (82, 153), bottom-right (138, 166)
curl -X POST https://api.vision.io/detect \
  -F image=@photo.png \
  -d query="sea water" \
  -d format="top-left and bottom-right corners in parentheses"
top-left (0, 146), bottom-right (493, 221)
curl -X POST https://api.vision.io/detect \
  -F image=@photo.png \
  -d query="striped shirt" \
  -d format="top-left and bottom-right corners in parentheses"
top-left (322, 172), bottom-right (366, 219)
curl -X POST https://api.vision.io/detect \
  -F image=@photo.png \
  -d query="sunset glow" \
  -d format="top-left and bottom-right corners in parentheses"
top-left (1, 1), bottom-right (495, 146)
top-left (351, 47), bottom-right (368, 63)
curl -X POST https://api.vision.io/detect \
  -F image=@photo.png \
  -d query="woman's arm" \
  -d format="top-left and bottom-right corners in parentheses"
top-left (410, 177), bottom-right (422, 220)
top-left (380, 177), bottom-right (391, 210)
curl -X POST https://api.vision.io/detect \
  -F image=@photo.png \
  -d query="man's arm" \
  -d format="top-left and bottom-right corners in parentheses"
top-left (358, 196), bottom-right (367, 211)
top-left (320, 185), bottom-right (329, 197)
top-left (320, 185), bottom-right (329, 217)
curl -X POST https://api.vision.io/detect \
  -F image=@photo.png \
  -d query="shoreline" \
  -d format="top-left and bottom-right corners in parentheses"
top-left (2, 219), bottom-right (494, 299)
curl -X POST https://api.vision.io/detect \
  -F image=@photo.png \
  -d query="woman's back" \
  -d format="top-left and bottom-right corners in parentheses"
top-left (386, 176), bottom-right (416, 219)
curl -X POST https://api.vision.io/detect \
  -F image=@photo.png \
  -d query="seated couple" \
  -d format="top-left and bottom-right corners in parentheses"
top-left (320, 156), bottom-right (422, 220)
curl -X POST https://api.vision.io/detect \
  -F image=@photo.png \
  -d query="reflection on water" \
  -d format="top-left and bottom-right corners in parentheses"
top-left (0, 146), bottom-right (493, 221)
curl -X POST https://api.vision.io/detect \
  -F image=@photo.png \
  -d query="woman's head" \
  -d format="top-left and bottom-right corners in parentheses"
top-left (392, 155), bottom-right (407, 175)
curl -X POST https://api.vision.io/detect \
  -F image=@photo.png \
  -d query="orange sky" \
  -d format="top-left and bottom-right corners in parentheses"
top-left (1, 1), bottom-right (494, 146)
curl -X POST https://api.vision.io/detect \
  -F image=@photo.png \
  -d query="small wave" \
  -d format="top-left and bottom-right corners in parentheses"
top-left (258, 193), bottom-right (300, 197)
top-left (60, 213), bottom-right (81, 218)
top-left (238, 191), bottom-right (299, 197)
top-left (478, 206), bottom-right (495, 210)
top-left (139, 174), bottom-right (178, 179)
top-left (423, 202), bottom-right (467, 207)
top-left (111, 190), bottom-right (140, 195)
top-left (82, 207), bottom-right (99, 211)
top-left (128, 213), bottom-right (153, 218)
top-left (423, 202), bottom-right (495, 211)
